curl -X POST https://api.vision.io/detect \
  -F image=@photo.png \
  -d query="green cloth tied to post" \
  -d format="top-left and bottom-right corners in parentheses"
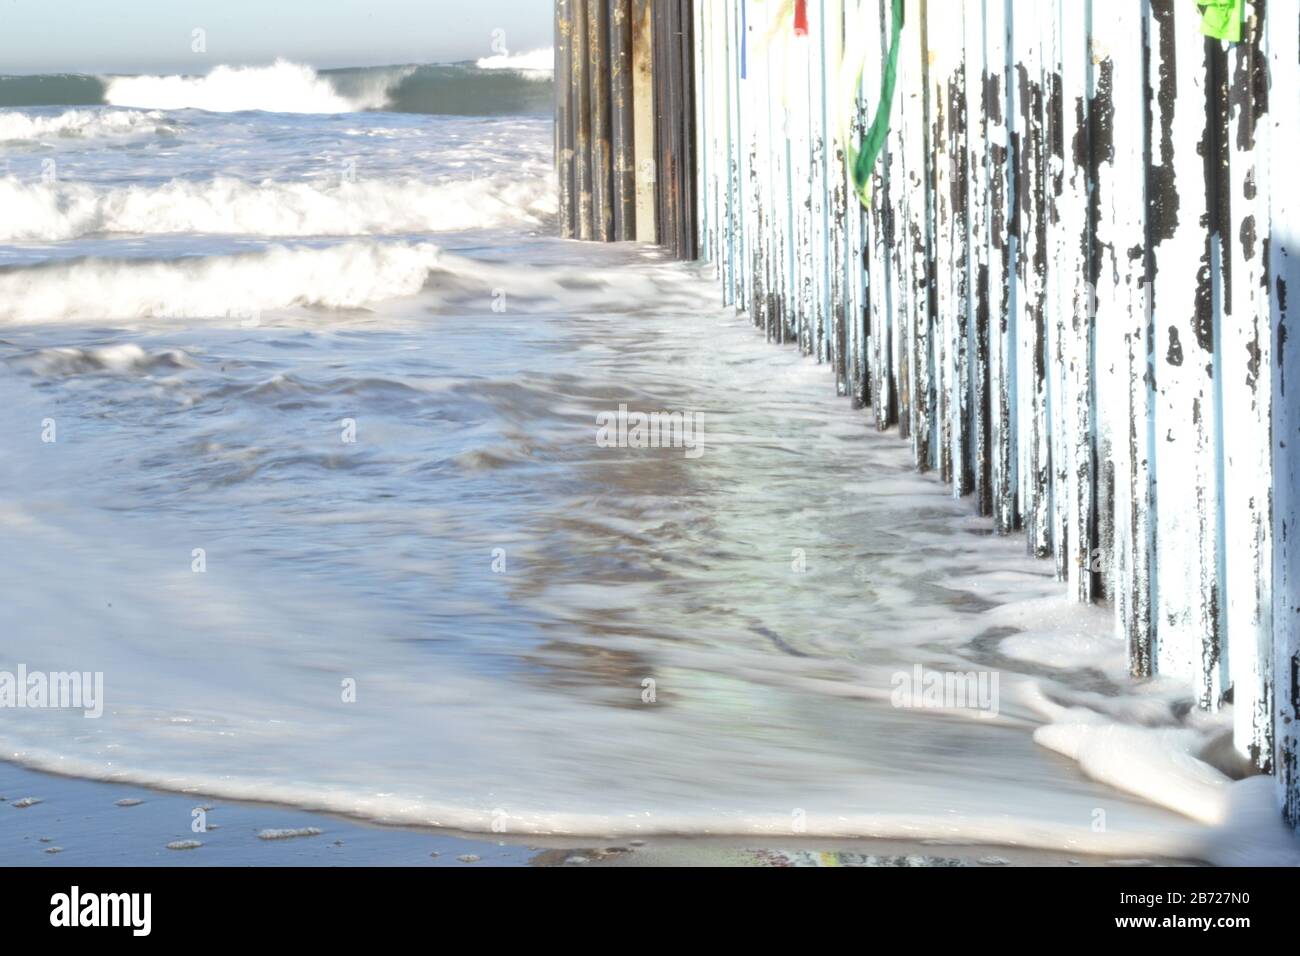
top-left (1197, 0), bottom-right (1244, 42)
top-left (848, 0), bottom-right (904, 208)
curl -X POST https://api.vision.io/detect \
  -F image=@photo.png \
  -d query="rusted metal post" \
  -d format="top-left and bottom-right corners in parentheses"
top-left (632, 0), bottom-right (657, 243)
top-left (678, 0), bottom-right (698, 259)
top-left (590, 0), bottom-right (614, 241)
top-left (572, 0), bottom-right (594, 240)
top-left (611, 0), bottom-right (636, 241)
top-left (556, 0), bottom-right (576, 238)
top-left (652, 0), bottom-right (697, 259)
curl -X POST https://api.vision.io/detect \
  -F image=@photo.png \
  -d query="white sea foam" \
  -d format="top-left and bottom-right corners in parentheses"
top-left (474, 48), bottom-right (554, 79)
top-left (7, 343), bottom-right (196, 376)
top-left (103, 59), bottom-right (399, 113)
top-left (0, 108), bottom-right (171, 141)
top-left (0, 241), bottom-right (446, 323)
top-left (257, 827), bottom-right (322, 840)
top-left (1, 736), bottom-right (1289, 865)
top-left (0, 173), bottom-right (556, 241)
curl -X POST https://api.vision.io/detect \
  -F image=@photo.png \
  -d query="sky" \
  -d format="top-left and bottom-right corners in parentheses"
top-left (0, 0), bottom-right (553, 74)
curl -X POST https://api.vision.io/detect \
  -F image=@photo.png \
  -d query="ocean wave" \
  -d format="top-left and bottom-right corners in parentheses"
top-left (103, 59), bottom-right (399, 113)
top-left (0, 172), bottom-right (556, 241)
top-left (0, 61), bottom-right (552, 115)
top-left (0, 107), bottom-right (172, 141)
top-left (0, 72), bottom-right (105, 108)
top-left (346, 62), bottom-right (553, 115)
top-left (0, 241), bottom-right (446, 323)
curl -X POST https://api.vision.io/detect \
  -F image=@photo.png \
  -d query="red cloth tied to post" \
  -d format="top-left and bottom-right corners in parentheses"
top-left (794, 0), bottom-right (808, 35)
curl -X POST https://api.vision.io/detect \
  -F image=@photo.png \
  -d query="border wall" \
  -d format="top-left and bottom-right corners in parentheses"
top-left (556, 0), bottom-right (1300, 828)
top-left (557, 0), bottom-right (698, 255)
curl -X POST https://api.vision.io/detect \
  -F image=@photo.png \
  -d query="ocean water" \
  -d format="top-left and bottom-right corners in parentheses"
top-left (0, 60), bottom-right (1296, 865)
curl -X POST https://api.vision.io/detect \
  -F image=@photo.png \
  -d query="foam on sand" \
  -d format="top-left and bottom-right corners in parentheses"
top-left (257, 827), bottom-right (322, 840)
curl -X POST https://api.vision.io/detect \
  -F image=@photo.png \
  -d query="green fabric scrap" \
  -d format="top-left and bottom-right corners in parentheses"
top-left (1197, 0), bottom-right (1244, 42)
top-left (849, 0), bottom-right (903, 208)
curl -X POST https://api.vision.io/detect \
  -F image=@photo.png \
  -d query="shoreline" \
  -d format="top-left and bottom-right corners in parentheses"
top-left (0, 760), bottom-right (1197, 867)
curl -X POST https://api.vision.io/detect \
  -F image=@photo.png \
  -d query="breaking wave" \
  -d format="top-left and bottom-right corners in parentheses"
top-left (0, 172), bottom-right (556, 241)
top-left (0, 59), bottom-right (553, 115)
top-left (0, 107), bottom-right (171, 141)
top-left (0, 241), bottom-right (447, 323)
top-left (103, 59), bottom-right (399, 113)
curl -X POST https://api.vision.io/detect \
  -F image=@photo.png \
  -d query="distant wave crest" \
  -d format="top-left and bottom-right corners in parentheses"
top-left (103, 59), bottom-right (403, 113)
top-left (0, 60), bottom-right (553, 115)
